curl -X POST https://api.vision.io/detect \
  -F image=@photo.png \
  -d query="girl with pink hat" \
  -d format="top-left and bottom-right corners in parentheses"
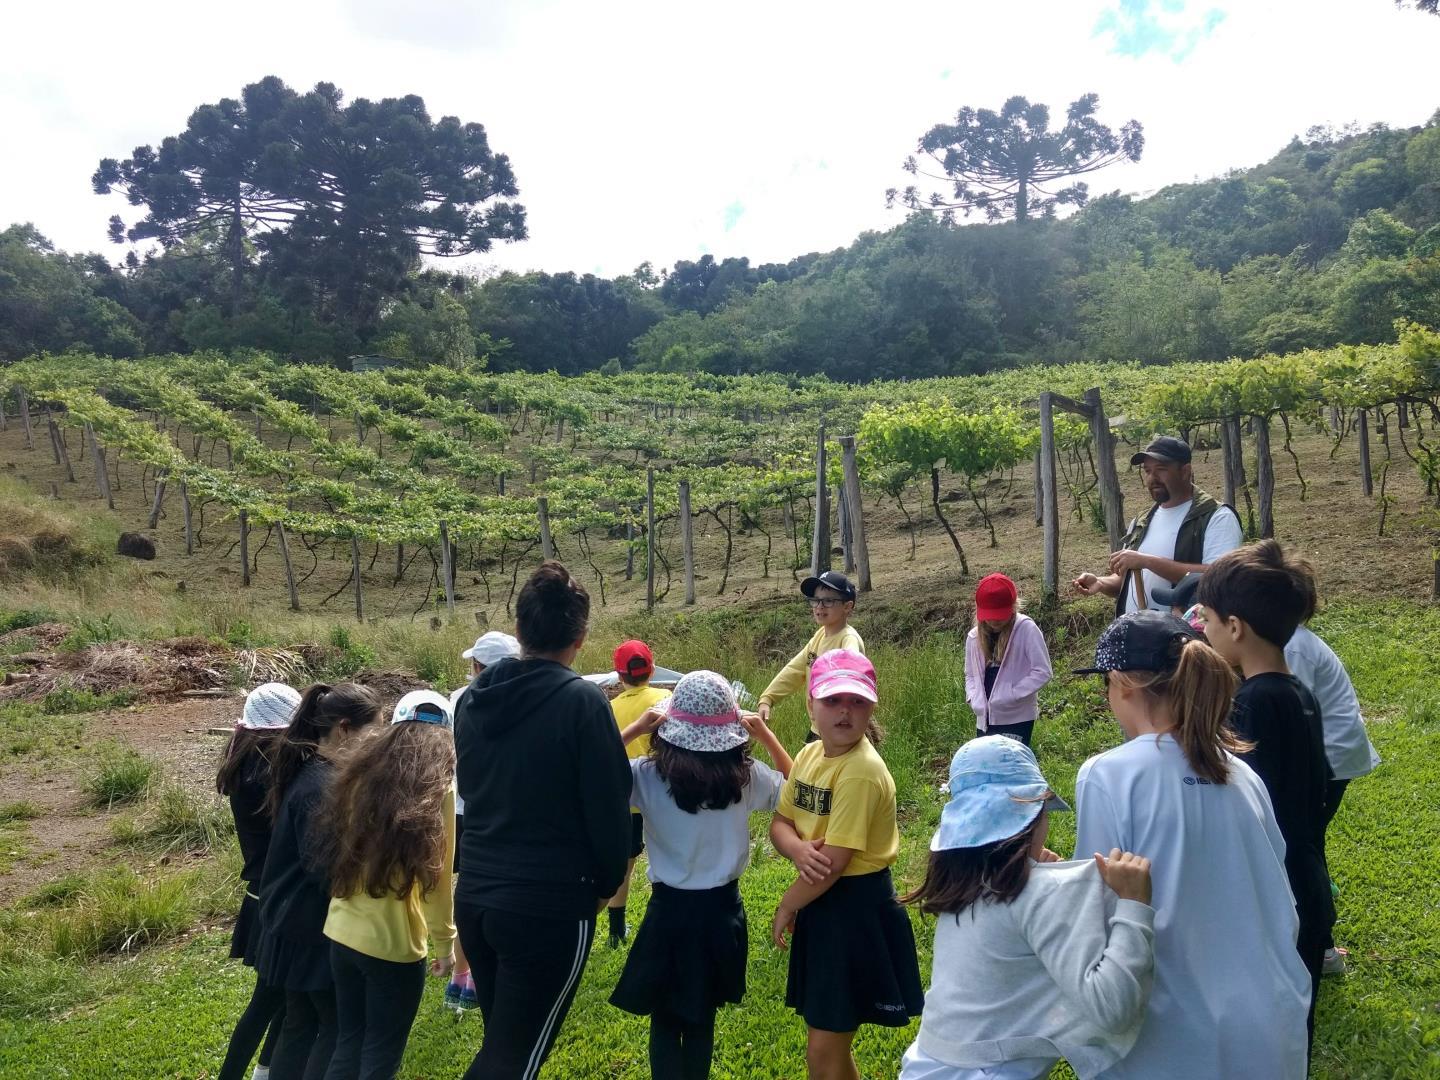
top-left (608, 670), bottom-right (792, 1079)
top-left (965, 573), bottom-right (1053, 747)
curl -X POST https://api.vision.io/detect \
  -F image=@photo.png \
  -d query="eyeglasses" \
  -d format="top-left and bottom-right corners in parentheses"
top-left (807, 598), bottom-right (845, 609)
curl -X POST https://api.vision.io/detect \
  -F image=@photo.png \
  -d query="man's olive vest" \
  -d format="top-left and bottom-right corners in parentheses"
top-left (1115, 488), bottom-right (1226, 617)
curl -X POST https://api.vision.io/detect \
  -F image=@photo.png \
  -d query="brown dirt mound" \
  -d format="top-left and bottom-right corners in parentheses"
top-left (0, 621), bottom-right (73, 651)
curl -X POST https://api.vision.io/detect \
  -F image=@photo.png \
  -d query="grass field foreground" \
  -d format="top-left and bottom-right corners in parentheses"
top-left (0, 596), bottom-right (1437, 1078)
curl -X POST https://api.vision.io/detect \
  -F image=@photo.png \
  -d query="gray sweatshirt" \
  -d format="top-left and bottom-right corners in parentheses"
top-left (910, 859), bottom-right (1155, 1079)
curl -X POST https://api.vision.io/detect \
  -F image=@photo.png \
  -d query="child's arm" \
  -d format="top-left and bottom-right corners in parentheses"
top-left (619, 707), bottom-right (665, 746)
top-left (758, 638), bottom-right (815, 718)
top-left (769, 813), bottom-right (833, 883)
top-left (423, 789), bottom-right (458, 976)
top-left (772, 845), bottom-right (856, 948)
top-left (742, 712), bottom-right (793, 777)
top-left (963, 634), bottom-right (986, 714)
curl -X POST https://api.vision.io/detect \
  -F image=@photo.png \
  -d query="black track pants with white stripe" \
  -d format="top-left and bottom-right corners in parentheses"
top-left (456, 903), bottom-right (596, 1080)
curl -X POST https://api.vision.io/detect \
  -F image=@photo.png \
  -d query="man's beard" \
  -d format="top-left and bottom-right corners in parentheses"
top-left (1149, 483), bottom-right (1171, 503)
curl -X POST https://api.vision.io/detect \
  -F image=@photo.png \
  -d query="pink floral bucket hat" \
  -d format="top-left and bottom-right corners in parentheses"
top-left (655, 670), bottom-right (748, 753)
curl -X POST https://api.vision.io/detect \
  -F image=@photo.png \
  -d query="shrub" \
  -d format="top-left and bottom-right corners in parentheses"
top-left (84, 749), bottom-right (155, 807)
top-left (0, 801), bottom-right (43, 823)
top-left (40, 686), bottom-right (138, 715)
top-left (60, 615), bottom-right (129, 651)
top-left (136, 784), bottom-right (234, 854)
top-left (44, 867), bottom-right (197, 960)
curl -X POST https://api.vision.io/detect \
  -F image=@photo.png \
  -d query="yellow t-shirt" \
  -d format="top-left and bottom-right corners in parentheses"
top-left (323, 785), bottom-right (457, 964)
top-left (611, 684), bottom-right (672, 760)
top-left (760, 624), bottom-right (865, 737)
top-left (776, 736), bottom-right (898, 876)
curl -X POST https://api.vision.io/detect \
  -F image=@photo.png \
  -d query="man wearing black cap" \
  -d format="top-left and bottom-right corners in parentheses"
top-left (1073, 436), bottom-right (1241, 616)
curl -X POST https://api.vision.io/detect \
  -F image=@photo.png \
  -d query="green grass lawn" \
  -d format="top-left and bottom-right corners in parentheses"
top-left (1, 599), bottom-right (1437, 1078)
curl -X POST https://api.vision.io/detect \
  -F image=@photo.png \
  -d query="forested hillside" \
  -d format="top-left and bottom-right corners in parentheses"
top-left (4, 110), bottom-right (1439, 376)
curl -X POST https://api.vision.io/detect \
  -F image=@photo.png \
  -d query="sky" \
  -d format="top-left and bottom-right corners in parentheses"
top-left (3, 0), bottom-right (1438, 280)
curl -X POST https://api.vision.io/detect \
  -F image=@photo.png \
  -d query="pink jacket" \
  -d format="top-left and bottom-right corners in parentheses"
top-left (964, 614), bottom-right (1053, 731)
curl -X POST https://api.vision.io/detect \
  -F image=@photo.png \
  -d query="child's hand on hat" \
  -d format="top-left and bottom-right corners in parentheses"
top-left (790, 837), bottom-right (834, 884)
top-left (1094, 848), bottom-right (1153, 905)
top-left (739, 711), bottom-right (768, 737)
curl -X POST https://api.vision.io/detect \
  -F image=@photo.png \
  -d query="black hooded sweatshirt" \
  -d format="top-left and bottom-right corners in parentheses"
top-left (454, 656), bottom-right (631, 921)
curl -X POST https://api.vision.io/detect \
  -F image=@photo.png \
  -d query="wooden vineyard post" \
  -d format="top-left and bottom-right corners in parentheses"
top-left (625, 518), bottom-right (635, 581)
top-left (1221, 416), bottom-right (1241, 508)
top-left (239, 510), bottom-right (251, 586)
top-left (1254, 415), bottom-right (1275, 539)
top-left (810, 424), bottom-right (830, 577)
top-left (181, 480), bottom-right (195, 554)
top-left (537, 498), bottom-right (556, 560)
top-left (84, 423), bottom-right (114, 510)
top-left (276, 523), bottom-right (301, 611)
top-left (836, 485), bottom-right (853, 573)
top-left (1032, 450), bottom-right (1043, 526)
top-left (1357, 408), bottom-right (1373, 497)
top-left (1039, 393), bottom-right (1060, 601)
top-left (148, 476), bottom-right (167, 529)
top-left (0, 393), bottom-right (6, 432)
top-left (440, 521), bottom-right (456, 617)
top-left (679, 479), bottom-right (696, 606)
top-left (840, 436), bottom-right (871, 592)
top-left (16, 389), bottom-right (33, 450)
top-left (350, 535), bottom-right (364, 622)
top-left (1083, 388), bottom-right (1124, 552)
top-left (646, 468), bottom-right (656, 612)
top-left (46, 410), bottom-right (76, 482)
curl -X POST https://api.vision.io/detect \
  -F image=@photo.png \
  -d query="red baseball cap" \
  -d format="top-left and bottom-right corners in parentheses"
top-left (613, 640), bottom-right (654, 679)
top-left (975, 573), bottom-right (1018, 622)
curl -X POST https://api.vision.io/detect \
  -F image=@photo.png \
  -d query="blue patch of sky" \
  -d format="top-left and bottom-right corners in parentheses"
top-left (1093, 0), bottom-right (1226, 62)
top-left (722, 200), bottom-right (746, 232)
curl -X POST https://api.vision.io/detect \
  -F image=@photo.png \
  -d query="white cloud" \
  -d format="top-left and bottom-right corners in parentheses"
top-left (1, 0), bottom-right (1436, 280)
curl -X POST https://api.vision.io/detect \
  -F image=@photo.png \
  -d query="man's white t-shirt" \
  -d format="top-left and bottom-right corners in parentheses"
top-left (1074, 734), bottom-right (1310, 1080)
top-left (1285, 625), bottom-right (1381, 780)
top-left (1123, 500), bottom-right (1243, 613)
top-left (629, 757), bottom-right (784, 889)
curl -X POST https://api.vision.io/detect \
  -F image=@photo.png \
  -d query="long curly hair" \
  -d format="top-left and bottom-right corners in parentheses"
top-left (650, 734), bottom-right (754, 814)
top-left (316, 721), bottom-right (456, 901)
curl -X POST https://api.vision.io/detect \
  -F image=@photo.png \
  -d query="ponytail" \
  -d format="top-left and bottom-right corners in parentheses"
top-left (1112, 638), bottom-right (1249, 784)
top-left (265, 682), bottom-right (382, 821)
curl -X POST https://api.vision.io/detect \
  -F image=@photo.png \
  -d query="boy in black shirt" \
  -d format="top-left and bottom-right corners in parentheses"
top-left (1197, 540), bottom-right (1334, 1052)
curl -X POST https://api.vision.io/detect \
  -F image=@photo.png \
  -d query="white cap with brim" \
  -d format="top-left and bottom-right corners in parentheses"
top-left (463, 631), bottom-right (521, 666)
top-left (392, 689), bottom-right (454, 729)
top-left (932, 736), bottom-right (1069, 851)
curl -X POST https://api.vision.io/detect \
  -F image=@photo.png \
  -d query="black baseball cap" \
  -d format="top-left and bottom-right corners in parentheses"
top-left (801, 570), bottom-right (856, 602)
top-left (1130, 436), bottom-right (1192, 467)
top-left (1151, 571), bottom-right (1205, 611)
top-left (1073, 610), bottom-right (1202, 675)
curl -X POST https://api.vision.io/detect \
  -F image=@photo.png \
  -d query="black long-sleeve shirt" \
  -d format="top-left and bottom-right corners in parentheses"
top-left (1229, 673), bottom-right (1335, 943)
top-left (454, 657), bottom-right (632, 921)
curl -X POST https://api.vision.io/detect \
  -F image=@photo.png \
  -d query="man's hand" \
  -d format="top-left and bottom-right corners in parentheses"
top-left (1073, 572), bottom-right (1105, 596)
top-left (1107, 550), bottom-right (1150, 576)
top-left (790, 837), bottom-right (834, 884)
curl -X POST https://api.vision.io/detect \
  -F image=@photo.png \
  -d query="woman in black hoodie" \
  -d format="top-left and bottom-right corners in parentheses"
top-left (453, 561), bottom-right (632, 1080)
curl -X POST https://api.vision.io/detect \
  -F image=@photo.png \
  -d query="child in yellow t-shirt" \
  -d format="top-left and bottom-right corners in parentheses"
top-left (606, 639), bottom-right (672, 947)
top-left (769, 649), bottom-right (922, 1078)
top-left (757, 571), bottom-right (865, 744)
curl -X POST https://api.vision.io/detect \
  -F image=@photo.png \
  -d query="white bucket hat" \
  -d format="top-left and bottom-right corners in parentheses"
top-left (239, 682), bottom-right (301, 731)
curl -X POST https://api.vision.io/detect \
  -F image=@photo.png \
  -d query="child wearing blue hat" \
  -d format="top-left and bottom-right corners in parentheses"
top-left (900, 736), bottom-right (1157, 1080)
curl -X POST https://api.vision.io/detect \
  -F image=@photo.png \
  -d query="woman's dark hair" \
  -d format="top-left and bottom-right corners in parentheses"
top-left (516, 560), bottom-right (590, 655)
top-left (265, 683), bottom-right (382, 821)
top-left (216, 728), bottom-right (283, 797)
top-left (902, 809), bottom-right (1047, 917)
top-left (650, 734), bottom-right (753, 814)
top-left (316, 721), bottom-right (456, 901)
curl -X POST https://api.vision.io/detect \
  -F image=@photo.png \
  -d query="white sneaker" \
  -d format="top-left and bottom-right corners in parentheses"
top-left (1322, 947), bottom-right (1348, 976)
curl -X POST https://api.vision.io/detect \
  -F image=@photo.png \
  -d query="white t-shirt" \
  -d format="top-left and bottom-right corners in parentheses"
top-left (1285, 625), bottom-right (1381, 780)
top-left (1074, 734), bottom-right (1310, 1080)
top-left (1123, 500), bottom-right (1242, 613)
top-left (900, 1046), bottom-right (1053, 1080)
top-left (628, 757), bottom-right (784, 889)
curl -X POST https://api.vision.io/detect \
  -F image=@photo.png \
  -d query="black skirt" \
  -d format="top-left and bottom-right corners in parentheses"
top-left (784, 868), bottom-right (923, 1033)
top-left (252, 928), bottom-right (333, 994)
top-left (230, 890), bottom-right (264, 966)
top-left (610, 880), bottom-right (746, 1024)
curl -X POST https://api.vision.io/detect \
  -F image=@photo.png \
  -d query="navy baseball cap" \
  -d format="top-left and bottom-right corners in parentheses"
top-left (801, 570), bottom-right (856, 602)
top-left (1074, 610), bottom-right (1202, 675)
top-left (1130, 436), bottom-right (1192, 467)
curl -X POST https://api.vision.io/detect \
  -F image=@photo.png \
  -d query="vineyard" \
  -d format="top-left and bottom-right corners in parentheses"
top-left (2, 322), bottom-right (1440, 621)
